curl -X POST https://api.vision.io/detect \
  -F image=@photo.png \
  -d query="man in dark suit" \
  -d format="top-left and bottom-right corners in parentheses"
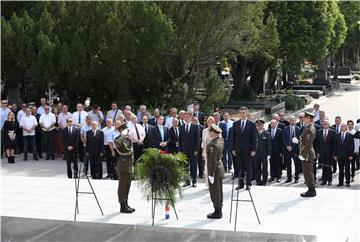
top-left (317, 120), bottom-right (335, 185)
top-left (278, 112), bottom-right (290, 127)
top-left (254, 120), bottom-right (271, 185)
top-left (283, 116), bottom-right (301, 183)
top-left (231, 107), bottom-right (257, 190)
top-left (193, 102), bottom-right (205, 125)
top-left (148, 108), bottom-right (162, 126)
top-left (141, 115), bottom-right (153, 149)
top-left (219, 112), bottom-right (234, 173)
top-left (192, 116), bottom-right (204, 178)
top-left (295, 112), bottom-right (305, 133)
top-left (268, 119), bottom-right (284, 183)
top-left (314, 111), bottom-right (326, 130)
top-left (86, 121), bottom-right (104, 179)
top-left (168, 118), bottom-right (180, 153)
top-left (150, 116), bottom-right (170, 151)
top-left (61, 118), bottom-right (79, 178)
top-left (179, 111), bottom-right (200, 187)
top-left (268, 114), bottom-right (285, 130)
top-left (334, 124), bottom-right (354, 187)
top-left (331, 116), bottom-right (342, 173)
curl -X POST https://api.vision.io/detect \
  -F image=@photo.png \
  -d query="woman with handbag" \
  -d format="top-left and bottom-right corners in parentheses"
top-left (3, 112), bottom-right (17, 163)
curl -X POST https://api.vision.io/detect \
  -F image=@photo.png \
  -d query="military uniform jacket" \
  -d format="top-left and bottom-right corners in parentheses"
top-left (114, 134), bottom-right (134, 173)
top-left (256, 130), bottom-right (271, 158)
top-left (299, 124), bottom-right (316, 161)
top-left (206, 137), bottom-right (225, 177)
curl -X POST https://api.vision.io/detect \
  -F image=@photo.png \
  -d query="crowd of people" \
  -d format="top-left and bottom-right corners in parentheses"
top-left (1, 98), bottom-right (359, 188)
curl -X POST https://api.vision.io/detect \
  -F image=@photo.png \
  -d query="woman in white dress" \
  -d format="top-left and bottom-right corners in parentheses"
top-left (202, 116), bottom-right (221, 185)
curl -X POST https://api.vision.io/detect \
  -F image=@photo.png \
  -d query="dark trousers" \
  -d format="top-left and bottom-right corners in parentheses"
top-left (198, 147), bottom-right (204, 177)
top-left (23, 136), bottom-right (37, 160)
top-left (184, 150), bottom-right (198, 183)
top-left (105, 145), bottom-right (116, 178)
top-left (1, 131), bottom-right (4, 157)
top-left (233, 154), bottom-right (238, 177)
top-left (350, 154), bottom-right (358, 178)
top-left (42, 130), bottom-right (55, 157)
top-left (82, 150), bottom-right (89, 175)
top-left (270, 152), bottom-right (281, 179)
top-left (35, 131), bottom-right (42, 157)
top-left (65, 149), bottom-right (78, 178)
top-left (284, 151), bottom-right (300, 180)
top-left (237, 153), bottom-right (253, 186)
top-left (78, 139), bottom-right (84, 162)
top-left (319, 153), bottom-right (332, 182)
top-left (302, 160), bottom-right (315, 189)
top-left (133, 143), bottom-right (143, 163)
top-left (89, 153), bottom-right (102, 179)
top-left (254, 157), bottom-right (268, 185)
top-left (332, 158), bottom-right (337, 173)
top-left (209, 176), bottom-right (223, 209)
top-left (338, 156), bottom-right (350, 184)
top-left (117, 171), bottom-right (131, 202)
top-left (16, 128), bottom-right (23, 153)
top-left (222, 141), bottom-right (233, 171)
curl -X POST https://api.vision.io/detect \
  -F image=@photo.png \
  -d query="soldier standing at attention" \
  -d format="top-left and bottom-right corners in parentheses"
top-left (254, 120), bottom-right (271, 186)
top-left (298, 112), bottom-right (317, 197)
top-left (113, 123), bottom-right (136, 213)
top-left (206, 124), bottom-right (225, 219)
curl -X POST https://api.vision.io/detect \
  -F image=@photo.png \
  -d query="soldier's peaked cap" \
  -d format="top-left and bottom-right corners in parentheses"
top-left (209, 124), bottom-right (222, 133)
top-left (256, 119), bottom-right (265, 124)
top-left (304, 111), bottom-right (315, 118)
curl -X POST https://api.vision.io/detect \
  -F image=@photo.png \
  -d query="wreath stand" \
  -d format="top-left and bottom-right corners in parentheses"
top-left (150, 173), bottom-right (179, 226)
top-left (229, 171), bottom-right (261, 231)
top-left (74, 164), bottom-right (104, 221)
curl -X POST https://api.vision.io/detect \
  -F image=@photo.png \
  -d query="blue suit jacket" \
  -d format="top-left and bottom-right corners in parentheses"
top-left (283, 126), bottom-right (301, 154)
top-left (231, 120), bottom-right (257, 155)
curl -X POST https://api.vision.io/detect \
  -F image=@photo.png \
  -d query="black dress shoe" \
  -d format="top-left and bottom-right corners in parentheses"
top-left (183, 180), bottom-right (191, 187)
top-left (285, 179), bottom-right (292, 183)
top-left (276, 179), bottom-right (280, 183)
top-left (199, 175), bottom-right (204, 179)
top-left (46, 156), bottom-right (50, 160)
top-left (346, 183), bottom-right (350, 187)
top-left (120, 202), bottom-right (133, 213)
top-left (192, 182), bottom-right (197, 187)
top-left (207, 208), bottom-right (222, 219)
top-left (337, 183), bottom-right (343, 187)
top-left (300, 189), bottom-right (316, 197)
top-left (351, 178), bottom-right (354, 182)
top-left (332, 170), bottom-right (336, 174)
top-left (245, 185), bottom-right (251, 190)
top-left (268, 178), bottom-right (274, 182)
top-left (328, 182), bottom-right (332, 186)
top-left (320, 181), bottom-right (327, 186)
top-left (125, 200), bottom-right (135, 212)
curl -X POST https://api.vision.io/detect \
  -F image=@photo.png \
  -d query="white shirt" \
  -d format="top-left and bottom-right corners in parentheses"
top-left (72, 111), bottom-right (88, 127)
top-left (220, 119), bottom-right (233, 139)
top-left (106, 109), bottom-right (123, 122)
top-left (165, 116), bottom-right (175, 129)
top-left (88, 110), bottom-right (104, 128)
top-left (128, 122), bottom-right (145, 142)
top-left (348, 129), bottom-right (359, 154)
top-left (20, 115), bottom-right (38, 136)
top-left (39, 112), bottom-right (56, 131)
top-left (58, 112), bottom-right (73, 129)
top-left (102, 126), bottom-right (115, 145)
top-left (37, 105), bottom-right (52, 115)
top-left (16, 110), bottom-right (26, 123)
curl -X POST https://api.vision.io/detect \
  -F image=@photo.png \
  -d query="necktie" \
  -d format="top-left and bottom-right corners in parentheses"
top-left (93, 130), bottom-right (96, 136)
top-left (159, 126), bottom-right (164, 141)
top-left (186, 124), bottom-right (189, 133)
top-left (78, 112), bottom-right (81, 124)
top-left (69, 127), bottom-right (72, 135)
top-left (135, 124), bottom-right (141, 140)
top-left (175, 128), bottom-right (178, 138)
top-left (337, 126), bottom-right (339, 133)
top-left (271, 129), bottom-right (275, 139)
top-left (290, 127), bottom-right (293, 140)
top-left (145, 124), bottom-right (148, 134)
top-left (324, 129), bottom-right (327, 142)
top-left (241, 121), bottom-right (245, 132)
top-left (342, 133), bottom-right (345, 143)
top-left (113, 109), bottom-right (118, 123)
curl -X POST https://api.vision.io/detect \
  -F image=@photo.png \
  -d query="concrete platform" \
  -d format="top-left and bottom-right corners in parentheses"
top-left (1, 175), bottom-right (359, 242)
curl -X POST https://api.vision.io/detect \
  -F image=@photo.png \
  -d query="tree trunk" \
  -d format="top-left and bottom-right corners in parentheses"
top-left (230, 55), bottom-right (247, 101)
top-left (249, 62), bottom-right (267, 94)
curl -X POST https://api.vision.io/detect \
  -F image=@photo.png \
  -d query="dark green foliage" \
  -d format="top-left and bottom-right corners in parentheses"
top-left (135, 148), bottom-right (188, 205)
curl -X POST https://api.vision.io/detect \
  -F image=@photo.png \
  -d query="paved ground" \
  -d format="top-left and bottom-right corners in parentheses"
top-left (1, 81), bottom-right (359, 242)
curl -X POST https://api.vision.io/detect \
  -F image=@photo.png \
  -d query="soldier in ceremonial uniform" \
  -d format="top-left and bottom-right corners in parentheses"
top-left (298, 112), bottom-right (317, 197)
top-left (254, 120), bottom-right (271, 186)
top-left (206, 124), bottom-right (225, 219)
top-left (113, 123), bottom-right (136, 213)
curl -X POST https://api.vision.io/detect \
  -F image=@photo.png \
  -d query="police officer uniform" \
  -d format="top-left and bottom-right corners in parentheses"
top-left (114, 124), bottom-right (135, 213)
top-left (254, 120), bottom-right (271, 185)
top-left (206, 124), bottom-right (225, 219)
top-left (299, 112), bottom-right (317, 197)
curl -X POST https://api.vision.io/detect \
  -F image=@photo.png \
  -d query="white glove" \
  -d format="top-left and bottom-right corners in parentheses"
top-left (208, 176), bottom-right (214, 184)
top-left (292, 137), bottom-right (299, 144)
top-left (298, 155), bottom-right (305, 161)
top-left (267, 156), bottom-right (271, 162)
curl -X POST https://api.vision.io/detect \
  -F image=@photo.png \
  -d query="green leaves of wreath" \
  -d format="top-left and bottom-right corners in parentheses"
top-left (135, 148), bottom-right (188, 205)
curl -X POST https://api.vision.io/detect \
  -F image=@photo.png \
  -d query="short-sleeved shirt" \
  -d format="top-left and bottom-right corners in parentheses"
top-left (37, 105), bottom-right (52, 116)
top-left (72, 111), bottom-right (88, 127)
top-left (88, 110), bottom-right (104, 128)
top-left (81, 124), bottom-right (92, 140)
top-left (39, 112), bottom-right (56, 131)
top-left (106, 109), bottom-right (123, 122)
top-left (58, 112), bottom-right (73, 129)
top-left (102, 126), bottom-right (115, 145)
top-left (20, 115), bottom-right (38, 136)
top-left (16, 110), bottom-right (26, 124)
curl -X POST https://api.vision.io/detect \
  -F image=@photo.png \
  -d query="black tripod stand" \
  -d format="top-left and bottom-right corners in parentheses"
top-left (151, 182), bottom-right (178, 226)
top-left (229, 172), bottom-right (261, 231)
top-left (74, 164), bottom-right (104, 221)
